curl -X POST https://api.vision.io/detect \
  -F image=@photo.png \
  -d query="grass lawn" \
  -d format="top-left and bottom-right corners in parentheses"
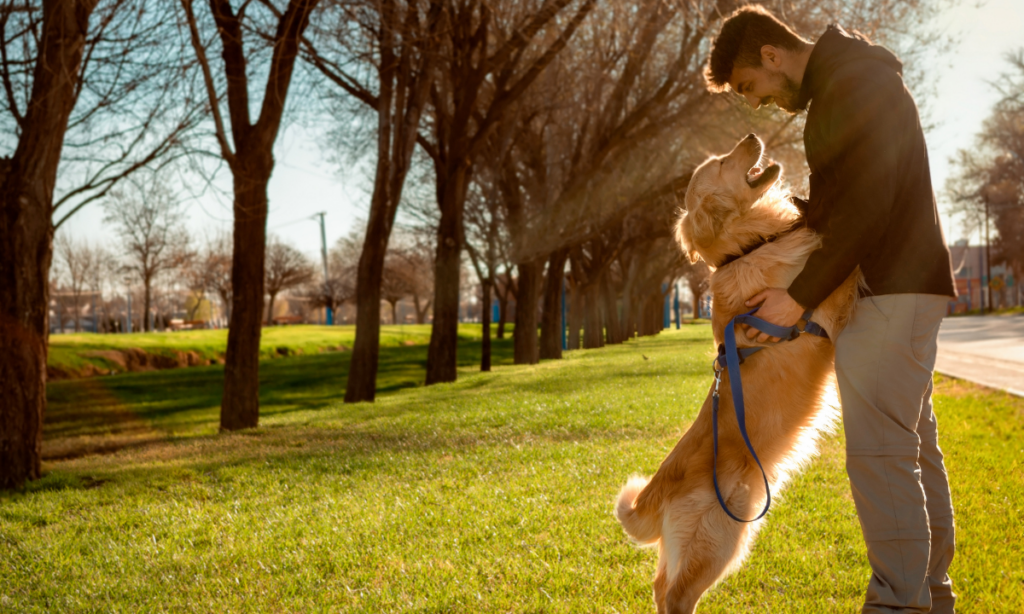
top-left (2, 324), bottom-right (1022, 612)
top-left (47, 324), bottom-right (447, 377)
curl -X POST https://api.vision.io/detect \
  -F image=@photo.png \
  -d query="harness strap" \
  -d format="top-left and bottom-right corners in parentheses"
top-left (711, 307), bottom-right (829, 523)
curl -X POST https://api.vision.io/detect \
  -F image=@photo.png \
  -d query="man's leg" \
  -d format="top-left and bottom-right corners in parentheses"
top-left (835, 294), bottom-right (955, 613)
top-left (916, 376), bottom-right (957, 612)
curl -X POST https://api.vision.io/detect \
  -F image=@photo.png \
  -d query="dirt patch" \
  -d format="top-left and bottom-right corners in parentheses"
top-left (42, 378), bottom-right (165, 461)
top-left (51, 343), bottom-right (335, 381)
top-left (83, 350), bottom-right (128, 369)
top-left (48, 348), bottom-right (214, 380)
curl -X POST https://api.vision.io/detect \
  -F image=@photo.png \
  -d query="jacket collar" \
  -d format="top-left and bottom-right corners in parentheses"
top-left (795, 24), bottom-right (903, 111)
top-left (795, 25), bottom-right (847, 111)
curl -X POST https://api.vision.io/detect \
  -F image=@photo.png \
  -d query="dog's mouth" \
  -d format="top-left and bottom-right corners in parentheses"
top-left (746, 161), bottom-right (781, 189)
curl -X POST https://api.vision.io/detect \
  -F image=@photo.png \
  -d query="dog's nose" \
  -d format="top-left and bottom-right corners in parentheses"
top-left (745, 133), bottom-right (757, 141)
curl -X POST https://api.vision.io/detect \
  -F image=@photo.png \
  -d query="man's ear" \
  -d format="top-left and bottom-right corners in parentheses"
top-left (760, 44), bottom-right (782, 69)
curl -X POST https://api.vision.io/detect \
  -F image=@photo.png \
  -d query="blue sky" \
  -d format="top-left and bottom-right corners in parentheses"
top-left (60, 0), bottom-right (1023, 256)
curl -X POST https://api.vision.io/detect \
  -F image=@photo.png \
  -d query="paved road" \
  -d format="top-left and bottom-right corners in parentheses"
top-left (936, 316), bottom-right (1024, 396)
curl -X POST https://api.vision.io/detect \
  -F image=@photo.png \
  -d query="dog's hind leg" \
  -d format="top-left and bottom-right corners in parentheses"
top-left (652, 553), bottom-right (670, 614)
top-left (662, 497), bottom-right (761, 614)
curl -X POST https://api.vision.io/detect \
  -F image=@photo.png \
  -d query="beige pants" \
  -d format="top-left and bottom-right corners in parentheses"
top-left (835, 294), bottom-right (956, 613)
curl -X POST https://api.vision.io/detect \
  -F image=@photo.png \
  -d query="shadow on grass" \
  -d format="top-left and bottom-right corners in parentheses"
top-left (30, 330), bottom-right (722, 497)
top-left (44, 334), bottom-right (516, 459)
top-left (41, 329), bottom-right (710, 473)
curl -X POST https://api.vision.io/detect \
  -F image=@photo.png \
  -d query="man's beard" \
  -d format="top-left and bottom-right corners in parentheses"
top-left (772, 72), bottom-right (803, 114)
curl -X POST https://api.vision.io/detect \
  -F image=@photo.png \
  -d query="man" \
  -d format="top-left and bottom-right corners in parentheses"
top-left (704, 6), bottom-right (958, 613)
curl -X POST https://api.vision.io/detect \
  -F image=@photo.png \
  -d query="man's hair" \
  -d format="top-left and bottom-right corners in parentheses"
top-left (704, 5), bottom-right (807, 93)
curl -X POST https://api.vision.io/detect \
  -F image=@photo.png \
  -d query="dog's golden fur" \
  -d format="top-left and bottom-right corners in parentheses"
top-left (615, 135), bottom-right (861, 614)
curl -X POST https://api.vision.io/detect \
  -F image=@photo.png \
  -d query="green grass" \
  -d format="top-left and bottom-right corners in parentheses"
top-left (2, 324), bottom-right (1022, 612)
top-left (42, 324), bottom-right (510, 457)
top-left (47, 324), bottom-right (449, 377)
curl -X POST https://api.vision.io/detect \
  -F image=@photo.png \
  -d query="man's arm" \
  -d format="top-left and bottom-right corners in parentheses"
top-left (745, 62), bottom-right (906, 340)
top-left (785, 61), bottom-right (906, 309)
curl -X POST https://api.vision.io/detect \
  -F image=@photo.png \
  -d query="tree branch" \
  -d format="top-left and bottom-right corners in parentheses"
top-left (181, 0), bottom-right (235, 165)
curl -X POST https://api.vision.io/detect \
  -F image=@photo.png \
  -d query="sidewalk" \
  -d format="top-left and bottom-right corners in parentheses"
top-left (936, 315), bottom-right (1024, 397)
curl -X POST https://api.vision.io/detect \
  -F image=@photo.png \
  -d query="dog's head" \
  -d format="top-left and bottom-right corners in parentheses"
top-left (676, 134), bottom-right (782, 264)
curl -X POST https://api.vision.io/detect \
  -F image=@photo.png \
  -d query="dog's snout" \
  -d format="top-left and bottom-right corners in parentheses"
top-left (744, 133), bottom-right (757, 141)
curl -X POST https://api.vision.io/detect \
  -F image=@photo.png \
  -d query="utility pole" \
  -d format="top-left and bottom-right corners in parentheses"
top-left (313, 212), bottom-right (332, 325)
top-left (985, 194), bottom-right (992, 314)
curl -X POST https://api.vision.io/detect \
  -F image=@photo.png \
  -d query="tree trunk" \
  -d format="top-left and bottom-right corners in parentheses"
top-left (539, 248), bottom-right (568, 360)
top-left (480, 278), bottom-right (492, 372)
top-left (143, 279), bottom-right (152, 332)
top-left (0, 162), bottom-right (53, 489)
top-left (266, 290), bottom-right (278, 325)
top-left (425, 164), bottom-right (469, 385)
top-left (602, 271), bottom-right (622, 345)
top-left (689, 277), bottom-right (704, 318)
top-left (497, 290), bottom-right (509, 339)
top-left (583, 280), bottom-right (604, 349)
top-left (568, 281), bottom-right (583, 350)
top-left (221, 156), bottom-right (271, 431)
top-left (0, 0), bottom-right (95, 489)
top-left (73, 295), bottom-right (82, 332)
top-left (514, 259), bottom-right (542, 364)
top-left (413, 294), bottom-right (430, 324)
top-left (345, 215), bottom-right (388, 402)
top-left (390, 300), bottom-right (398, 325)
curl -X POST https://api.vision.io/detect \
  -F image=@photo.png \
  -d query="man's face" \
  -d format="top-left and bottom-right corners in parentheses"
top-left (728, 64), bottom-right (803, 114)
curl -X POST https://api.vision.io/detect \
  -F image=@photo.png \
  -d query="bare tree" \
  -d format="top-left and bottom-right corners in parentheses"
top-left (88, 244), bottom-right (114, 331)
top-left (53, 233), bottom-right (101, 332)
top-left (947, 51), bottom-right (1024, 271)
top-left (419, 0), bottom-right (597, 385)
top-left (103, 177), bottom-right (192, 331)
top-left (379, 256), bottom-right (411, 325)
top-left (206, 232), bottom-right (233, 323)
top-left (303, 0), bottom-right (444, 402)
top-left (481, 0), bottom-right (958, 360)
top-left (399, 229), bottom-right (436, 324)
top-left (181, 0), bottom-right (319, 430)
top-left (183, 234), bottom-right (230, 322)
top-left (0, 0), bottom-right (204, 488)
top-left (463, 182), bottom-right (507, 369)
top-left (302, 274), bottom-right (353, 323)
top-left (0, 0), bottom-right (103, 488)
top-left (681, 258), bottom-right (710, 319)
top-left (264, 237), bottom-right (315, 324)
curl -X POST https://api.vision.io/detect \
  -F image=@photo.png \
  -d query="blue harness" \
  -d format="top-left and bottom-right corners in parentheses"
top-left (711, 307), bottom-right (829, 523)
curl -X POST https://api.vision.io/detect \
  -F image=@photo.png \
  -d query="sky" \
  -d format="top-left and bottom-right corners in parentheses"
top-left (59, 0), bottom-right (1024, 258)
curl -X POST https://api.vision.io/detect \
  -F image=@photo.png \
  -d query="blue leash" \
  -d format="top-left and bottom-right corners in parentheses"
top-left (711, 307), bottom-right (829, 523)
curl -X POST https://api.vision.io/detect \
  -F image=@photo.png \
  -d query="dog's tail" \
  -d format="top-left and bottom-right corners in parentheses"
top-left (615, 476), bottom-right (662, 545)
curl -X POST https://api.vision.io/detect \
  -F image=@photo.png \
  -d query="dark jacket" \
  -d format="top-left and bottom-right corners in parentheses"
top-left (786, 25), bottom-right (956, 309)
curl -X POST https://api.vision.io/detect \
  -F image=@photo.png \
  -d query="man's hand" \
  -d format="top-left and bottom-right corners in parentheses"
top-left (743, 288), bottom-right (806, 343)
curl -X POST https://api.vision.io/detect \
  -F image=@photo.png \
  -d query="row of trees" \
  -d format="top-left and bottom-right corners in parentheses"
top-left (1, 0), bottom-right (954, 487)
top-left (51, 206), bottom-right (437, 332)
top-left (336, 0), bottom-right (952, 401)
top-left (946, 51), bottom-right (1024, 286)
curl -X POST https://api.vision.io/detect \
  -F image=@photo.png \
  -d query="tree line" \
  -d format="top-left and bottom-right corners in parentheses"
top-left (946, 50), bottom-right (1024, 304)
top-left (1, 0), bottom-right (952, 488)
top-left (50, 195), bottom-right (436, 333)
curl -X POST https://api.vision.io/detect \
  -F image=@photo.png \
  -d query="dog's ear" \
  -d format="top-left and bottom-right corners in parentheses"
top-left (676, 193), bottom-right (726, 263)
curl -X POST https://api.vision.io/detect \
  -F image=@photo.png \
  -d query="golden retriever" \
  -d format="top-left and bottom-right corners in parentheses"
top-left (615, 134), bottom-right (861, 613)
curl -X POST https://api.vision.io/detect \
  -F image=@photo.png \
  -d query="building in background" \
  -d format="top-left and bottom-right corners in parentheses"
top-left (948, 239), bottom-right (1019, 313)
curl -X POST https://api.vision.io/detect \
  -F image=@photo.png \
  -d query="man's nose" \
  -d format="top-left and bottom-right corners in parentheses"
top-left (745, 94), bottom-right (761, 109)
